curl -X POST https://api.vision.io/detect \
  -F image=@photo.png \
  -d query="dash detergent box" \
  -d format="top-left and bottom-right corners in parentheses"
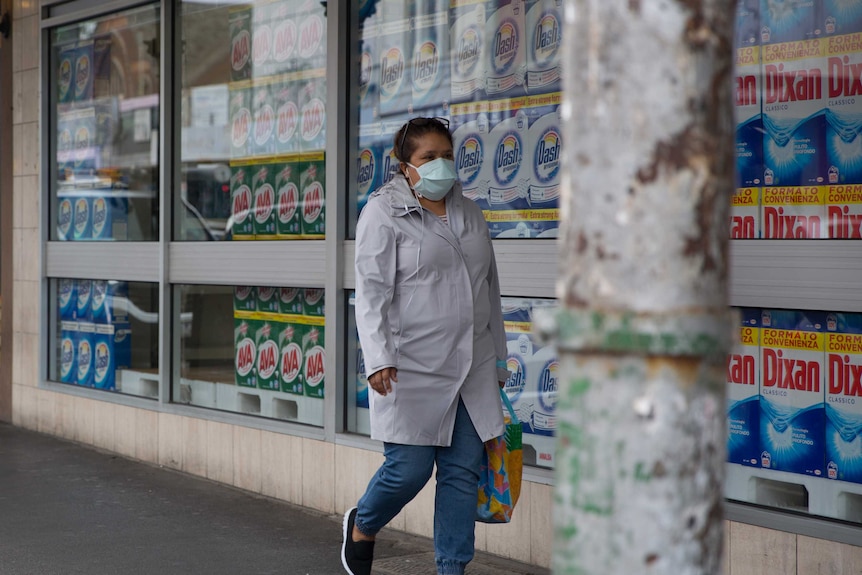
top-left (299, 153), bottom-right (326, 238)
top-left (825, 33), bottom-right (862, 186)
top-left (484, 0), bottom-right (527, 98)
top-left (526, 0), bottom-right (562, 94)
top-left (59, 321), bottom-right (78, 384)
top-left (92, 194), bottom-right (129, 241)
top-left (73, 197), bottom-right (92, 241)
top-left (761, 40), bottom-right (827, 188)
top-left (357, 123), bottom-right (383, 215)
top-left (255, 318), bottom-right (280, 391)
top-left (251, 161), bottom-right (277, 239)
top-left (93, 322), bottom-right (132, 391)
top-left (302, 320), bottom-right (325, 399)
top-left (58, 279), bottom-right (77, 321)
top-left (73, 40), bottom-right (94, 103)
top-left (411, 7), bottom-right (450, 114)
top-left (486, 98), bottom-right (531, 238)
top-left (735, 46), bottom-right (764, 188)
top-left (230, 162), bottom-right (255, 239)
top-left (298, 71), bottom-right (327, 154)
top-left (825, 312), bottom-right (862, 484)
top-left (727, 309), bottom-right (761, 467)
top-left (76, 279), bottom-right (94, 323)
top-left (91, 280), bottom-right (129, 325)
top-left (731, 187), bottom-right (761, 238)
top-left (279, 321), bottom-right (304, 395)
top-left (759, 309), bottom-right (826, 477)
top-left (377, 17), bottom-right (412, 117)
top-left (274, 159), bottom-right (302, 238)
top-left (452, 101), bottom-right (492, 209)
top-left (234, 316), bottom-right (258, 388)
top-left (450, 0), bottom-right (486, 103)
top-left (525, 92), bottom-right (562, 238)
top-left (76, 321), bottom-right (96, 388)
top-left (57, 43), bottom-right (76, 104)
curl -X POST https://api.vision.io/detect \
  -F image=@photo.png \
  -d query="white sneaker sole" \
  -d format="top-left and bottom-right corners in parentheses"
top-left (341, 506), bottom-right (357, 575)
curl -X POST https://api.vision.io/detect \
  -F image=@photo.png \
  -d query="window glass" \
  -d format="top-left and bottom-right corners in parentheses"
top-left (50, 279), bottom-right (159, 398)
top-left (177, 285), bottom-right (325, 426)
top-left (731, 1), bottom-right (862, 239)
top-left (179, 1), bottom-right (327, 241)
top-left (50, 5), bottom-right (160, 242)
top-left (725, 307), bottom-right (862, 524)
top-left (350, 0), bottom-right (563, 238)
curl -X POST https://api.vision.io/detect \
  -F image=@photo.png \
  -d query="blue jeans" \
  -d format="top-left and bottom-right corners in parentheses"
top-left (354, 397), bottom-right (484, 575)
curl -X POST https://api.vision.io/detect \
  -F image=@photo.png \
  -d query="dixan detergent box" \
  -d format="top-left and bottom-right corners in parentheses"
top-left (826, 183), bottom-right (862, 238)
top-left (251, 0), bottom-right (274, 80)
top-left (727, 309), bottom-right (762, 467)
top-left (58, 278), bottom-right (77, 321)
top-left (760, 0), bottom-right (821, 45)
top-left (229, 5), bottom-right (252, 83)
top-left (296, 0), bottom-right (327, 71)
top-left (526, 0), bottom-right (562, 94)
top-left (484, 0), bottom-right (527, 98)
top-left (270, 0), bottom-right (298, 77)
top-left (256, 285), bottom-right (280, 314)
top-left (736, 45), bottom-right (764, 188)
top-left (525, 92), bottom-right (562, 238)
top-left (761, 39), bottom-right (827, 188)
top-left (279, 287), bottom-right (303, 316)
top-left (251, 161), bottom-right (277, 239)
top-left (759, 309), bottom-right (826, 477)
top-left (452, 101), bottom-right (492, 209)
top-left (411, 3), bottom-right (450, 114)
top-left (761, 185), bottom-right (827, 238)
top-left (234, 285), bottom-right (257, 314)
top-left (824, 0), bottom-right (862, 36)
top-left (91, 280), bottom-right (129, 325)
top-left (93, 322), bottom-right (132, 391)
top-left (59, 321), bottom-right (78, 384)
top-left (357, 123), bottom-right (383, 215)
top-left (736, 0), bottom-right (760, 48)
top-left (76, 279), bottom-right (94, 324)
top-left (274, 158), bottom-right (302, 238)
top-left (731, 187), bottom-right (761, 238)
top-left (230, 84), bottom-right (252, 160)
top-left (251, 80), bottom-right (277, 159)
top-left (486, 99), bottom-right (532, 238)
top-left (73, 40), bottom-right (94, 103)
top-left (303, 288), bottom-right (325, 318)
top-left (230, 162), bottom-right (255, 240)
top-left (825, 312), bottom-right (862, 483)
top-left (278, 321), bottom-right (304, 395)
top-left (76, 321), bottom-right (96, 388)
top-left (377, 17), bottom-right (412, 118)
top-left (297, 70), bottom-right (327, 154)
top-left (255, 317), bottom-right (280, 391)
top-left (57, 43), bottom-right (75, 104)
top-left (450, 0), bottom-right (487, 104)
top-left (234, 315), bottom-right (258, 388)
top-left (273, 77), bottom-right (300, 156)
top-left (302, 319), bottom-right (325, 399)
top-left (825, 33), bottom-right (862, 186)
top-left (299, 152), bottom-right (326, 238)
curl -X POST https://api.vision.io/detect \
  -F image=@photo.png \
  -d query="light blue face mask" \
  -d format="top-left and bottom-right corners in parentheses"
top-left (407, 158), bottom-right (457, 201)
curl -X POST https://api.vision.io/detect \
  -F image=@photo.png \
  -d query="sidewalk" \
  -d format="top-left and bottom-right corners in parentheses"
top-left (0, 424), bottom-right (550, 575)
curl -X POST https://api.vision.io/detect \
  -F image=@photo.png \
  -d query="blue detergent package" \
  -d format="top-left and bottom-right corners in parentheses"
top-left (825, 34), bottom-right (862, 185)
top-left (760, 0), bottom-right (821, 45)
top-left (92, 322), bottom-right (131, 391)
top-left (58, 278), bottom-right (77, 321)
top-left (452, 101), bottom-right (492, 211)
top-left (76, 322), bottom-right (95, 388)
top-left (486, 100), bottom-right (531, 237)
top-left (759, 309), bottom-right (826, 477)
top-left (525, 92), bottom-right (561, 238)
top-left (59, 322), bottom-right (78, 384)
top-left (76, 279), bottom-right (93, 323)
top-left (411, 2), bottom-right (450, 114)
top-left (727, 309), bottom-right (762, 467)
top-left (92, 280), bottom-right (129, 325)
top-left (824, 312), bottom-right (862, 483)
top-left (824, 0), bottom-right (862, 36)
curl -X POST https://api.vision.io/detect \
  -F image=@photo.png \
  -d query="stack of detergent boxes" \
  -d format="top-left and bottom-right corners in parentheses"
top-left (730, 0), bottom-right (862, 239)
top-left (227, 0), bottom-right (328, 241)
top-left (726, 308), bottom-right (862, 486)
top-left (356, 0), bottom-right (564, 238)
top-left (233, 286), bottom-right (326, 400)
top-left (58, 279), bottom-right (131, 391)
top-left (501, 297), bottom-right (558, 465)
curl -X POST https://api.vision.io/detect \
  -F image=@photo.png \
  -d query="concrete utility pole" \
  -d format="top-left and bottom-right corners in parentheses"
top-left (544, 0), bottom-right (735, 573)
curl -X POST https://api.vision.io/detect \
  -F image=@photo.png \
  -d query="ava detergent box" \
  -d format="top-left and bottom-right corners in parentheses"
top-left (250, 80), bottom-right (277, 159)
top-left (255, 318), bottom-right (280, 391)
top-left (825, 312), bottom-right (862, 483)
top-left (230, 162), bottom-right (255, 239)
top-left (760, 0), bottom-right (821, 45)
top-left (234, 285), bottom-right (256, 314)
top-left (411, 7), bottom-right (450, 114)
top-left (761, 39), bottom-right (827, 188)
top-left (76, 322), bottom-right (96, 388)
top-left (727, 309), bottom-right (762, 467)
top-left (486, 98), bottom-right (531, 238)
top-left (229, 5), bottom-right (252, 83)
top-left (484, 0), bottom-right (527, 98)
top-left (299, 153), bottom-right (326, 238)
top-left (256, 286), bottom-right (280, 314)
top-left (452, 101), bottom-right (492, 210)
top-left (270, 0), bottom-right (299, 76)
top-left (731, 187), bottom-right (761, 238)
top-left (76, 279), bottom-right (94, 323)
top-left (303, 288), bottom-right (325, 317)
top-left (59, 321), bottom-right (78, 384)
top-left (234, 316), bottom-right (258, 388)
top-left (250, 0), bottom-right (274, 80)
top-left (759, 309), bottom-right (826, 477)
top-left (296, 0), bottom-right (327, 71)
top-left (302, 319), bottom-right (325, 399)
top-left (450, 0), bottom-right (487, 103)
top-left (91, 280), bottom-right (129, 325)
top-left (229, 84), bottom-right (253, 160)
top-left (824, 0), bottom-right (862, 36)
top-left (761, 185), bottom-right (827, 238)
top-left (525, 92), bottom-right (562, 238)
top-left (526, 0), bottom-right (562, 94)
top-left (825, 33), bottom-right (862, 186)
top-left (274, 159), bottom-right (302, 238)
top-left (297, 71), bottom-right (327, 154)
top-left (377, 16), bottom-right (412, 118)
top-left (251, 160), bottom-right (277, 239)
top-left (278, 287), bottom-right (303, 316)
top-left (735, 46), bottom-right (764, 188)
top-left (273, 78), bottom-right (300, 156)
top-left (58, 278), bottom-right (77, 321)
top-left (278, 321), bottom-right (305, 395)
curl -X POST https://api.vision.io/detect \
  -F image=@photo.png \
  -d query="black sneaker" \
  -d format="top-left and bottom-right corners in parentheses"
top-left (341, 507), bottom-right (374, 575)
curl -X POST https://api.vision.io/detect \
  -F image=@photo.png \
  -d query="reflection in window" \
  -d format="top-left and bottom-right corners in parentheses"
top-left (180, 1), bottom-right (327, 241)
top-left (51, 5), bottom-right (161, 241)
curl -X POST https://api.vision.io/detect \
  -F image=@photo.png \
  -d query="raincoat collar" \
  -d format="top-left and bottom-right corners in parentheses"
top-left (372, 175), bottom-right (463, 218)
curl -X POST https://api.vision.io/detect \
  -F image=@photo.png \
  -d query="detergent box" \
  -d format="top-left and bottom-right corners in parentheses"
top-left (358, 21), bottom-right (380, 125)
top-left (452, 100), bottom-right (492, 209)
top-left (57, 42), bottom-right (75, 104)
top-left (229, 5), bottom-right (252, 83)
top-left (411, 6), bottom-right (450, 114)
top-left (92, 322), bottom-right (131, 391)
top-left (761, 185), bottom-right (827, 238)
top-left (73, 40), bottom-right (94, 103)
top-left (450, 0), bottom-right (487, 103)
top-left (76, 321), bottom-right (96, 388)
top-left (526, 0), bottom-right (562, 93)
top-left (727, 309), bottom-right (762, 467)
top-left (59, 321), bottom-right (78, 384)
top-left (525, 92), bottom-right (562, 238)
top-left (273, 77), bottom-right (300, 156)
top-left (736, 0), bottom-right (761, 48)
top-left (250, 80), bottom-right (277, 158)
top-left (824, 0), bottom-right (862, 36)
top-left (91, 193), bottom-right (129, 241)
top-left (255, 317), bottom-right (281, 391)
top-left (279, 321), bottom-right (305, 395)
top-left (377, 17), bottom-right (413, 117)
top-left (58, 279), bottom-right (77, 321)
top-left (76, 279), bottom-right (93, 323)
top-left (250, 0), bottom-right (274, 79)
top-left (303, 288), bottom-right (325, 318)
top-left (72, 196), bottom-right (92, 242)
top-left (357, 123), bottom-right (384, 215)
top-left (270, 1), bottom-right (298, 76)
top-left (91, 280), bottom-right (129, 325)
top-left (234, 285), bottom-right (256, 314)
top-left (302, 319), bottom-right (325, 399)
top-left (230, 162), bottom-right (255, 239)
top-left (251, 160), bottom-right (277, 239)
top-left (484, 0), bottom-right (527, 98)
top-left (256, 285), bottom-right (280, 314)
top-left (759, 309), bottom-right (826, 477)
top-left (825, 33), bottom-right (862, 186)
top-left (826, 184), bottom-right (862, 238)
top-left (297, 71), bottom-right (327, 154)
top-left (234, 316), bottom-right (258, 388)
top-left (731, 187), bottom-right (761, 238)
top-left (760, 0), bottom-right (821, 45)
top-left (279, 287), bottom-right (304, 316)
top-left (296, 0), bottom-right (327, 71)
top-left (274, 158), bottom-right (302, 238)
top-left (486, 98), bottom-right (531, 237)
top-left (825, 312), bottom-right (862, 483)
top-left (736, 46), bottom-right (764, 188)
top-left (299, 152), bottom-right (326, 238)
top-left (230, 84), bottom-right (252, 160)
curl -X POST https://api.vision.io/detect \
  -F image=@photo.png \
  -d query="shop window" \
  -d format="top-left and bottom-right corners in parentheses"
top-left (176, 285), bottom-right (325, 426)
top-left (49, 279), bottom-right (159, 398)
top-left (179, 1), bottom-right (327, 241)
top-left (49, 5), bottom-right (161, 242)
top-left (350, 0), bottom-right (564, 239)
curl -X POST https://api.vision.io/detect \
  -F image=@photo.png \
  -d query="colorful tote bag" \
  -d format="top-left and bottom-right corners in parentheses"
top-left (476, 388), bottom-right (523, 523)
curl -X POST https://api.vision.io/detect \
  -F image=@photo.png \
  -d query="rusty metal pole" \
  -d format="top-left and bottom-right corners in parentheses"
top-left (541, 0), bottom-right (736, 573)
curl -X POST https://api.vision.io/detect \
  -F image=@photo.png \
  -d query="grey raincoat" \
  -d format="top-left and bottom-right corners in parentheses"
top-left (355, 175), bottom-right (508, 446)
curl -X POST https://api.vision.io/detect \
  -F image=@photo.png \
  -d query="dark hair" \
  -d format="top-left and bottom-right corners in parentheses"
top-left (393, 117), bottom-right (453, 163)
